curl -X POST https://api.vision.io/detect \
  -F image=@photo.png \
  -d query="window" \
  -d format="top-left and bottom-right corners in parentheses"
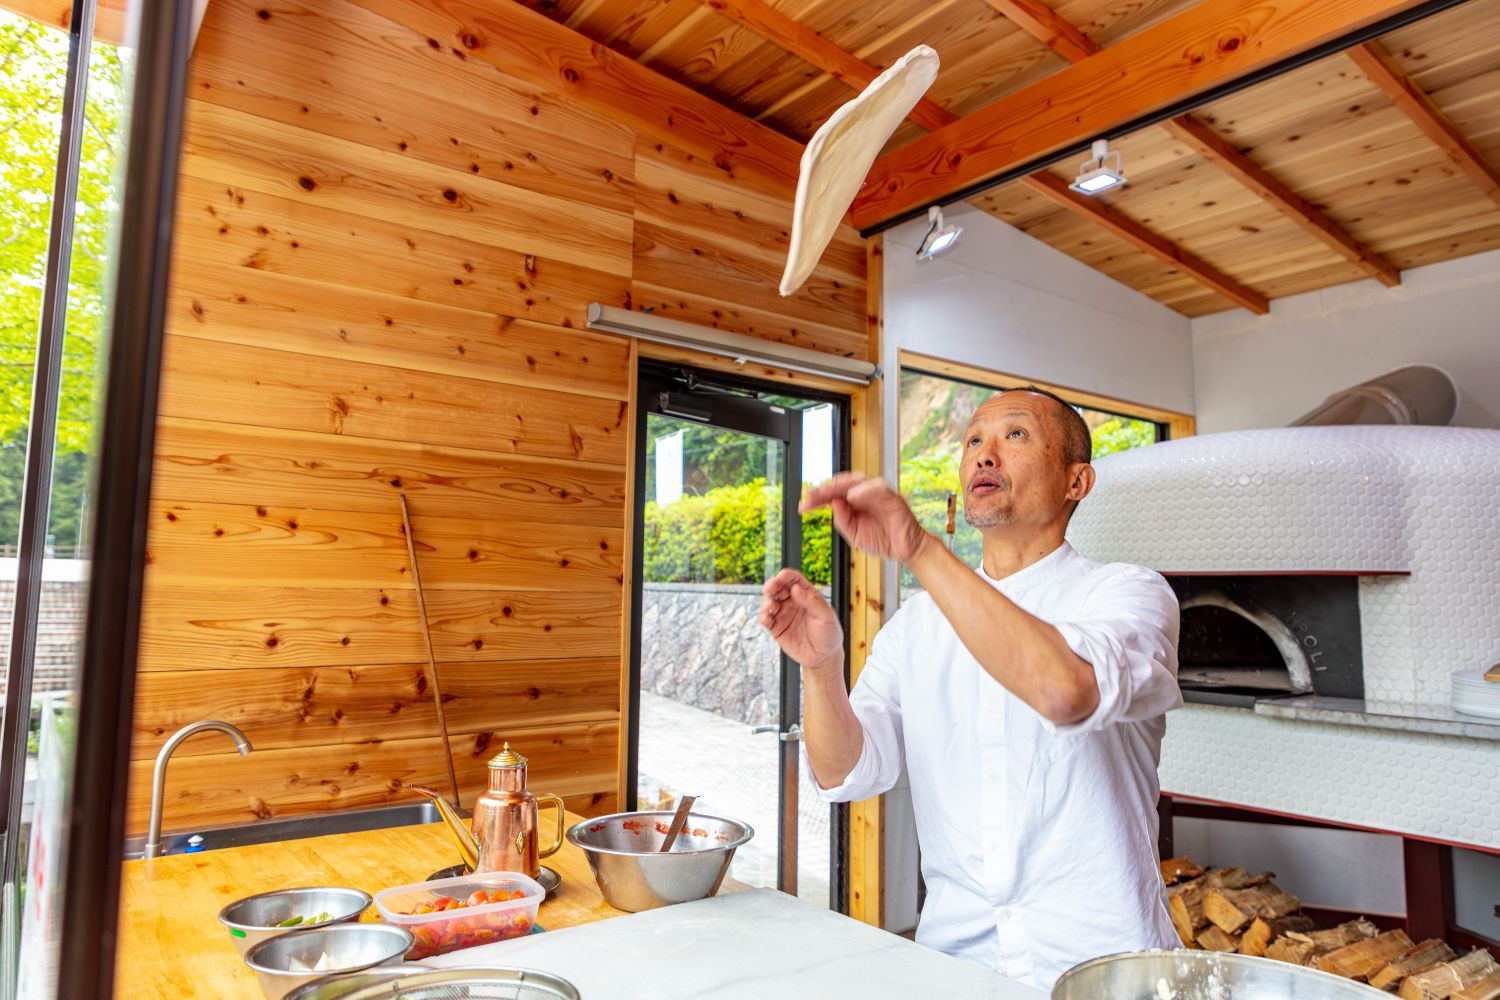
top-left (897, 357), bottom-right (1185, 596)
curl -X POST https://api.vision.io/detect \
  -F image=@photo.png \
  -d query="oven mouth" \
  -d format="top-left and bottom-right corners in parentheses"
top-left (1177, 591), bottom-right (1314, 706)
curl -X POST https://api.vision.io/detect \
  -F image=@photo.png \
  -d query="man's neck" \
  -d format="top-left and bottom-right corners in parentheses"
top-left (979, 524), bottom-right (1068, 581)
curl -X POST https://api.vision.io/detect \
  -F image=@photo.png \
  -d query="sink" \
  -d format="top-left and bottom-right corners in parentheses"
top-left (122, 801), bottom-right (442, 860)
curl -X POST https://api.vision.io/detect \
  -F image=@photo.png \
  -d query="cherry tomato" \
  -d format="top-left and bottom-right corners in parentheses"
top-left (467, 890), bottom-right (489, 908)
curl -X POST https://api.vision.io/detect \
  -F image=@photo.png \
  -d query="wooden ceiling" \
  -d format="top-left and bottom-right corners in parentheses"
top-left (514, 0), bottom-right (1500, 317)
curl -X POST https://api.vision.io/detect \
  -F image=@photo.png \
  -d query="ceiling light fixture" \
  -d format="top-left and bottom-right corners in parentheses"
top-left (916, 204), bottom-right (962, 261)
top-left (1070, 139), bottom-right (1127, 195)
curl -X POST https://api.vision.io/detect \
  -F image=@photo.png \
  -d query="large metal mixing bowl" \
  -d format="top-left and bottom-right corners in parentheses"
top-left (1053, 950), bottom-right (1387, 999)
top-left (566, 811), bottom-right (753, 912)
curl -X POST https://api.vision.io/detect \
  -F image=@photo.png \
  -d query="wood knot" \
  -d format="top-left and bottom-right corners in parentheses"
top-left (255, 8), bottom-right (269, 17)
top-left (442, 188), bottom-right (457, 202)
top-left (460, 30), bottom-right (481, 49)
top-left (297, 176), bottom-right (317, 191)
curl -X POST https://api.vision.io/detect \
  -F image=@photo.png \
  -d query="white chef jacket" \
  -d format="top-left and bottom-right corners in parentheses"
top-left (810, 541), bottom-right (1183, 989)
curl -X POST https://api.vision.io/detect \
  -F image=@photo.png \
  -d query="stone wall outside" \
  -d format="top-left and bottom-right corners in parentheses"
top-left (640, 582), bottom-right (827, 727)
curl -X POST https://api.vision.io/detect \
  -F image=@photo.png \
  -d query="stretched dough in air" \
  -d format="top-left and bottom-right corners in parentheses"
top-left (779, 45), bottom-right (940, 297)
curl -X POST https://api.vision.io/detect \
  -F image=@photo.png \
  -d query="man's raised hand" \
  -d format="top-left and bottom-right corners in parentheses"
top-left (759, 568), bottom-right (843, 674)
top-left (801, 472), bottom-right (930, 565)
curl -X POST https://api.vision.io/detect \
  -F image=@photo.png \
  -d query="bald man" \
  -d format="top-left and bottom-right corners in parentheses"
top-left (760, 387), bottom-right (1183, 989)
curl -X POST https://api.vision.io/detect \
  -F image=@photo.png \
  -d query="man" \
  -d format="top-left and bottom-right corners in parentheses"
top-left (758, 387), bottom-right (1182, 989)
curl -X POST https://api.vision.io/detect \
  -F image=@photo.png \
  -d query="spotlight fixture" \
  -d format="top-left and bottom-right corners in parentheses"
top-left (916, 204), bottom-right (963, 261)
top-left (1069, 139), bottom-right (1127, 195)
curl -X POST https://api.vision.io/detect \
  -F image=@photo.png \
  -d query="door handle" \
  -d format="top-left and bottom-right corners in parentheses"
top-left (751, 723), bottom-right (803, 742)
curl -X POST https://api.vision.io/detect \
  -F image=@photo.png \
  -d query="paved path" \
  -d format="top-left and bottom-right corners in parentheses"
top-left (637, 691), bottom-right (832, 907)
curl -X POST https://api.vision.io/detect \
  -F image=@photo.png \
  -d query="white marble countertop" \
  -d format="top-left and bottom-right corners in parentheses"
top-left (427, 887), bottom-right (1047, 999)
top-left (1254, 694), bottom-right (1500, 741)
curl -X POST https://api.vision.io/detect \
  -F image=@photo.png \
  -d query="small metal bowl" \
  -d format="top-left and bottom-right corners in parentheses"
top-left (218, 887), bottom-right (373, 958)
top-left (243, 923), bottom-right (414, 1000)
top-left (566, 810), bottom-right (752, 912)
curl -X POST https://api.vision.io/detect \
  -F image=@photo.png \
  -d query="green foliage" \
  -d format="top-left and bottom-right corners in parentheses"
top-left (642, 480), bottom-right (832, 586)
top-left (0, 16), bottom-right (124, 549)
top-left (1090, 416), bottom-right (1158, 458)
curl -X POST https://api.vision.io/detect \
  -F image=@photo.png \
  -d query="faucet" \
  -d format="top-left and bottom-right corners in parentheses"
top-left (144, 721), bottom-right (253, 859)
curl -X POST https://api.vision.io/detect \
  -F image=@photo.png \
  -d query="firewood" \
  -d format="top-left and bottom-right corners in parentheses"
top-left (1202, 866), bottom-right (1270, 889)
top-left (1204, 882), bottom-right (1302, 933)
top-left (1370, 940), bottom-right (1459, 992)
top-left (1161, 856), bottom-right (1205, 885)
top-left (1268, 919), bottom-right (1380, 968)
top-left (1267, 934), bottom-right (1318, 966)
top-left (1168, 883), bottom-right (1208, 946)
top-left (1452, 967), bottom-right (1500, 1000)
top-left (1303, 918), bottom-right (1382, 953)
top-left (1198, 925), bottom-right (1242, 952)
top-left (1398, 949), bottom-right (1498, 1000)
top-left (1316, 930), bottom-right (1415, 981)
top-left (1240, 915), bottom-right (1315, 958)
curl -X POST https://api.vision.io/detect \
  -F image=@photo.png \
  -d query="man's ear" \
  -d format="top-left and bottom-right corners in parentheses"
top-left (1067, 463), bottom-right (1096, 503)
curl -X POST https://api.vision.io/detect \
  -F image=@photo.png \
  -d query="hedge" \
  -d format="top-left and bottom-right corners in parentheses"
top-left (643, 479), bottom-right (832, 585)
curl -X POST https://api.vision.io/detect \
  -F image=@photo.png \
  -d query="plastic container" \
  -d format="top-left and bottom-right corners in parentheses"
top-left (373, 871), bottom-right (542, 960)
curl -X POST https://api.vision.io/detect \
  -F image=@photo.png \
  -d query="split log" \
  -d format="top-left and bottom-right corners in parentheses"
top-left (1267, 934), bottom-right (1318, 966)
top-left (1204, 882), bottom-right (1302, 933)
top-left (1240, 915), bottom-right (1315, 958)
top-left (1269, 919), bottom-right (1381, 967)
top-left (1161, 856), bottom-right (1205, 885)
top-left (1198, 925), bottom-right (1242, 952)
top-left (1398, 949), bottom-right (1498, 1000)
top-left (1451, 967), bottom-right (1500, 1000)
top-left (1317, 929), bottom-right (1415, 981)
top-left (1370, 940), bottom-right (1459, 992)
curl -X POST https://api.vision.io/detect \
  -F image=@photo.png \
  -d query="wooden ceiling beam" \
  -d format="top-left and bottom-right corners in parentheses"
top-left (982, 0), bottom-right (1401, 293)
top-left (1022, 171), bottom-right (1269, 314)
top-left (1348, 40), bottom-right (1500, 208)
top-left (981, 0), bottom-right (1099, 62)
top-left (1160, 116), bottom-right (1400, 287)
top-left (363, 0), bottom-right (804, 196)
top-left (852, 0), bottom-right (1432, 230)
top-left (699, 0), bottom-right (955, 132)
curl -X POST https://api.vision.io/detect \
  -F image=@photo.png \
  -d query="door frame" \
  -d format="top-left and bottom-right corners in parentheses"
top-left (625, 360), bottom-right (852, 910)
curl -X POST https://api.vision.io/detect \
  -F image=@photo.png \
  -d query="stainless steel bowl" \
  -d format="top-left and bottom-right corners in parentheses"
top-left (282, 964), bottom-right (432, 1000)
top-left (218, 887), bottom-right (373, 958)
top-left (1053, 949), bottom-right (1388, 999)
top-left (566, 810), bottom-right (753, 912)
top-left (243, 923), bottom-right (414, 1000)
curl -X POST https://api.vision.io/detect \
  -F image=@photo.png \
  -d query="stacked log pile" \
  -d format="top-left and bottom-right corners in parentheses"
top-left (1160, 856), bottom-right (1499, 997)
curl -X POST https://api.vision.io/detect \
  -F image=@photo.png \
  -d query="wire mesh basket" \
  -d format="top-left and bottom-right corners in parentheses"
top-left (285, 967), bottom-right (581, 1000)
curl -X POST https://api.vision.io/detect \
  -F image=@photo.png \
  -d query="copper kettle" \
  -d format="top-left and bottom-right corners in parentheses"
top-left (411, 743), bottom-right (565, 877)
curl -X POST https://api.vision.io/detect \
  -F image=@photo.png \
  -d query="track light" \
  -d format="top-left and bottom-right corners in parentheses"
top-left (1070, 139), bottom-right (1127, 195)
top-left (916, 204), bottom-right (962, 261)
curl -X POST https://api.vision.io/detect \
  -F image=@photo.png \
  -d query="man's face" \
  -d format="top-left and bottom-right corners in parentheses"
top-left (960, 392), bottom-right (1085, 530)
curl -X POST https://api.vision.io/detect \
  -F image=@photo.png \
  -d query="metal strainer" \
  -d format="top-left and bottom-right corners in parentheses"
top-left (285, 967), bottom-right (580, 1000)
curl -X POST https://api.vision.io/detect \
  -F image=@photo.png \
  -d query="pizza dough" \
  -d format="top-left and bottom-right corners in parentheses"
top-left (778, 44), bottom-right (940, 297)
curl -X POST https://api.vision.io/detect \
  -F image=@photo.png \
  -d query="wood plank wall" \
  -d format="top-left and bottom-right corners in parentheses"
top-left (130, 0), bottom-right (867, 835)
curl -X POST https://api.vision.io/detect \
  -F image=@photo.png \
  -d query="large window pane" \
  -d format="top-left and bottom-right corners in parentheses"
top-left (3, 14), bottom-right (130, 995)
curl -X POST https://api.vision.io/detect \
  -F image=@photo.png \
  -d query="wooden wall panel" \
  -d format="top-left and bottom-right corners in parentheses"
top-left (132, 659), bottom-right (621, 758)
top-left (133, 0), bottom-right (866, 838)
top-left (137, 588), bottom-right (622, 671)
top-left (128, 719), bottom-right (620, 832)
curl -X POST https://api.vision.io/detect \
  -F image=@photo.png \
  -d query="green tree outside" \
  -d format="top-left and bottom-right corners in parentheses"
top-left (1, 15), bottom-right (124, 550)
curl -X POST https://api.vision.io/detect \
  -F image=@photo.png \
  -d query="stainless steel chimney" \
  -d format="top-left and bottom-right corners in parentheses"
top-left (1289, 364), bottom-right (1457, 427)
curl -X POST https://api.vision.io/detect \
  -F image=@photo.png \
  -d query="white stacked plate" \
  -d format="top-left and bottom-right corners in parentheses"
top-left (1450, 669), bottom-right (1500, 720)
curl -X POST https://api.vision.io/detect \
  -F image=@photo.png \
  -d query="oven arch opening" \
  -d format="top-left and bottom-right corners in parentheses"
top-left (1177, 591), bottom-right (1314, 702)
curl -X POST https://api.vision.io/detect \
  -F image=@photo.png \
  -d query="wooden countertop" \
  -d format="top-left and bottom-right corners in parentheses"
top-left (117, 813), bottom-right (626, 999)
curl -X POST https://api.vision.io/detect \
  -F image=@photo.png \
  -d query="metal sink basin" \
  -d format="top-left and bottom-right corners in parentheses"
top-left (123, 801), bottom-right (441, 860)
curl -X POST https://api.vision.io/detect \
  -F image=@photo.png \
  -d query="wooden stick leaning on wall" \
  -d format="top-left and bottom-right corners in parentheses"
top-left (399, 492), bottom-right (463, 810)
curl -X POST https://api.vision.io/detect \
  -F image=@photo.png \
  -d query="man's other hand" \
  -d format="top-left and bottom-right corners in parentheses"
top-left (759, 568), bottom-right (843, 674)
top-left (801, 472), bottom-right (930, 565)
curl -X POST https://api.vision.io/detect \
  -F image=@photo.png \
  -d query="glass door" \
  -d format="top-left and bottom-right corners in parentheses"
top-left (629, 365), bottom-right (845, 906)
